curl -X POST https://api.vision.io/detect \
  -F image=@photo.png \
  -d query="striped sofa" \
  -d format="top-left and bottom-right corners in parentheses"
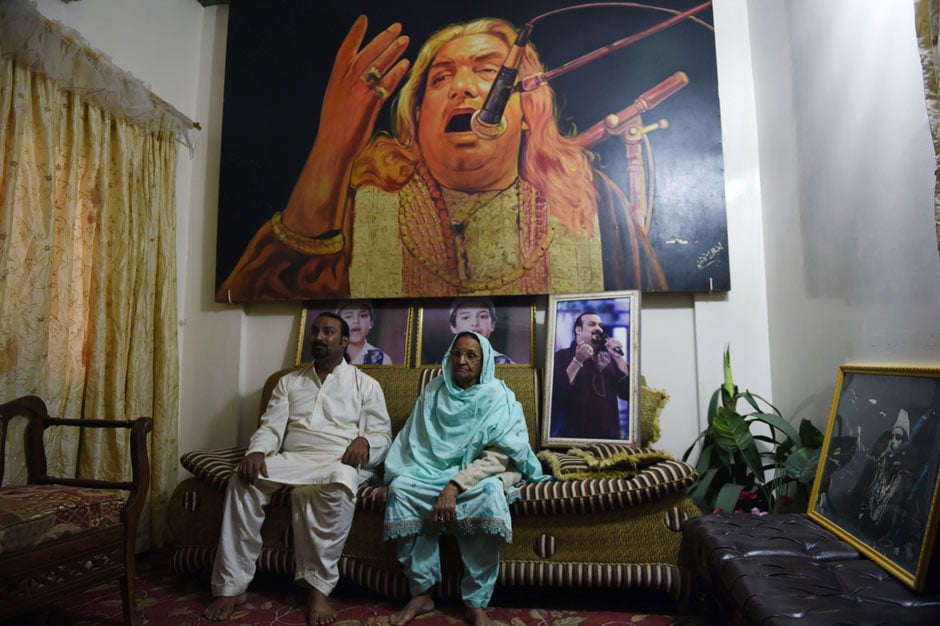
top-left (167, 365), bottom-right (701, 602)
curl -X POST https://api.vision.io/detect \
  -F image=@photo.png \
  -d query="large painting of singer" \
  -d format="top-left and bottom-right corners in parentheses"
top-left (215, 0), bottom-right (727, 303)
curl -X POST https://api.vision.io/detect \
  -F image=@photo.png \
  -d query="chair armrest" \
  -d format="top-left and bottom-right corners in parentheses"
top-left (0, 395), bottom-right (152, 524)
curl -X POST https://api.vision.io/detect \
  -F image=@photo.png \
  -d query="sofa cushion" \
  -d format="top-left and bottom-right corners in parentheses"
top-left (0, 485), bottom-right (124, 554)
top-left (639, 384), bottom-right (669, 445)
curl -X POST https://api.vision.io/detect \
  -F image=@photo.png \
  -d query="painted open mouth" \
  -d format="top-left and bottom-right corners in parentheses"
top-left (446, 112), bottom-right (474, 133)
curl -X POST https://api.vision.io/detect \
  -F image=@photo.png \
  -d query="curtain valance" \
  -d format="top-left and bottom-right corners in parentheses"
top-left (0, 0), bottom-right (198, 151)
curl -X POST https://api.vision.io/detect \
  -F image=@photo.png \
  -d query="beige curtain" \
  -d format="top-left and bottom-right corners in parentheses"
top-left (914, 0), bottom-right (940, 260)
top-left (0, 0), bottom-right (193, 548)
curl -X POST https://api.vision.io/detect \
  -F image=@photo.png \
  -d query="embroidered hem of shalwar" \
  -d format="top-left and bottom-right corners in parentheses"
top-left (383, 517), bottom-right (512, 543)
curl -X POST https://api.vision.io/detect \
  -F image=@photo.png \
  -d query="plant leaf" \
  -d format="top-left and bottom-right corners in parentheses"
top-left (715, 482), bottom-right (745, 513)
top-left (712, 407), bottom-right (749, 454)
top-left (742, 390), bottom-right (782, 417)
top-left (784, 447), bottom-right (821, 484)
top-left (681, 430), bottom-right (708, 462)
top-left (751, 411), bottom-right (802, 448)
top-left (721, 346), bottom-right (736, 409)
top-left (687, 466), bottom-right (717, 503)
top-left (706, 389), bottom-right (720, 428)
top-left (712, 407), bottom-right (765, 481)
top-left (799, 418), bottom-right (825, 448)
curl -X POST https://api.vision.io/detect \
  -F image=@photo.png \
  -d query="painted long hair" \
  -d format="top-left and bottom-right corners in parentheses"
top-left (351, 17), bottom-right (598, 237)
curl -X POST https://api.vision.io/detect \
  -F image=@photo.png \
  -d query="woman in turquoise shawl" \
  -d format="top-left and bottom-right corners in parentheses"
top-left (383, 331), bottom-right (550, 626)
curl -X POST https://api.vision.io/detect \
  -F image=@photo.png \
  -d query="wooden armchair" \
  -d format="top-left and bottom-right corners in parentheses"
top-left (0, 395), bottom-right (152, 625)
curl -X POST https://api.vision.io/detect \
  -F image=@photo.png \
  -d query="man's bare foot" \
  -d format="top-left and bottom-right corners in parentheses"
top-left (466, 606), bottom-right (495, 626)
top-left (389, 593), bottom-right (435, 625)
top-left (203, 593), bottom-right (247, 621)
top-left (307, 589), bottom-right (336, 625)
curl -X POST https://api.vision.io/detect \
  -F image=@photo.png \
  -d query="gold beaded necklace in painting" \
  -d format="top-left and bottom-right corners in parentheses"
top-left (398, 160), bottom-right (554, 292)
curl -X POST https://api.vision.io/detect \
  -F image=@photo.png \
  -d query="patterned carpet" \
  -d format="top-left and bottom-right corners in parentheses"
top-left (4, 551), bottom-right (706, 625)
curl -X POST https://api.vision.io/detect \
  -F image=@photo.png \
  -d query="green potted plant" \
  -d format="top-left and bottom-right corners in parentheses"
top-left (682, 345), bottom-right (824, 514)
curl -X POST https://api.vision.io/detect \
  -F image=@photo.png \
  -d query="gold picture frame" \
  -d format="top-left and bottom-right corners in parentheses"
top-left (808, 364), bottom-right (940, 591)
top-left (542, 290), bottom-right (640, 448)
top-left (296, 300), bottom-right (414, 367)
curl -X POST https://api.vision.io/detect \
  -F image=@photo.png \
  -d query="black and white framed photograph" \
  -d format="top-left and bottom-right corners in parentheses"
top-left (416, 297), bottom-right (535, 366)
top-left (542, 290), bottom-right (640, 448)
top-left (296, 300), bottom-right (413, 366)
top-left (808, 365), bottom-right (940, 591)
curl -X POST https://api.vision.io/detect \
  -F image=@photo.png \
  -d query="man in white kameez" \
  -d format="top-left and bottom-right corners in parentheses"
top-left (204, 312), bottom-right (392, 625)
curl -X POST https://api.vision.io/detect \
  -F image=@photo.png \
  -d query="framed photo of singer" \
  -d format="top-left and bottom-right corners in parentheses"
top-left (542, 291), bottom-right (641, 449)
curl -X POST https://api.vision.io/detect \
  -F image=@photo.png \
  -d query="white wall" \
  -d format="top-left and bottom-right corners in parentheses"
top-left (30, 0), bottom-right (936, 478)
top-left (749, 0), bottom-right (940, 432)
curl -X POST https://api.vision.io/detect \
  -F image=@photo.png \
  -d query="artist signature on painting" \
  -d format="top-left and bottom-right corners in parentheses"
top-left (664, 238), bottom-right (725, 271)
top-left (696, 241), bottom-right (724, 270)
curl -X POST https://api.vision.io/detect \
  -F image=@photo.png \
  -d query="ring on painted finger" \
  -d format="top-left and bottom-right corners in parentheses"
top-left (362, 65), bottom-right (382, 85)
top-left (373, 85), bottom-right (389, 100)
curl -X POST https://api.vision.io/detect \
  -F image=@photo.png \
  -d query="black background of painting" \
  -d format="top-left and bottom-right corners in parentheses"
top-left (215, 0), bottom-right (727, 297)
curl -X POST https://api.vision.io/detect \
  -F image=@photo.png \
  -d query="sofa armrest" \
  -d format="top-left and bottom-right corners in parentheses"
top-left (512, 459), bottom-right (697, 516)
top-left (181, 446), bottom-right (246, 490)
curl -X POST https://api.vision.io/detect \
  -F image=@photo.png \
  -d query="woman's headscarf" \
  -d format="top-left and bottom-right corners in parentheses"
top-left (383, 331), bottom-right (548, 487)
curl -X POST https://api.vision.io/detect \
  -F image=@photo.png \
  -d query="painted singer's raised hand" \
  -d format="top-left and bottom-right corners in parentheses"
top-left (281, 15), bottom-right (411, 236)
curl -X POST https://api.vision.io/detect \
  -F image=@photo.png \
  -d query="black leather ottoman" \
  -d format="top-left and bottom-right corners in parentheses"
top-left (682, 513), bottom-right (940, 626)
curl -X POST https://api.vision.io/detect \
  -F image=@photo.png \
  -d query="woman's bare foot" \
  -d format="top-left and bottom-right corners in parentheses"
top-left (203, 593), bottom-right (247, 621)
top-left (389, 593), bottom-right (435, 625)
top-left (307, 589), bottom-right (336, 625)
top-left (466, 606), bottom-right (495, 626)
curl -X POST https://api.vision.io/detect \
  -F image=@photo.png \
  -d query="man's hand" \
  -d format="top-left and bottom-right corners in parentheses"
top-left (604, 338), bottom-right (629, 375)
top-left (238, 451), bottom-right (268, 485)
top-left (342, 436), bottom-right (370, 469)
top-left (574, 342), bottom-right (594, 364)
top-left (433, 482), bottom-right (459, 524)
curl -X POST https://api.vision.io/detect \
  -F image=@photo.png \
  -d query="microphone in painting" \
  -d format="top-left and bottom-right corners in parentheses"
top-left (470, 22), bottom-right (533, 140)
top-left (471, 1), bottom-right (712, 141)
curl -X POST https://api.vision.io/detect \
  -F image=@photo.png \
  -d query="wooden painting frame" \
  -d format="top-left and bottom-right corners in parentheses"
top-left (542, 290), bottom-right (640, 448)
top-left (808, 364), bottom-right (940, 591)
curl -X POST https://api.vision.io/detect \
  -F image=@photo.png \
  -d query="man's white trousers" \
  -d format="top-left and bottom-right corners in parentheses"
top-left (210, 474), bottom-right (356, 597)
